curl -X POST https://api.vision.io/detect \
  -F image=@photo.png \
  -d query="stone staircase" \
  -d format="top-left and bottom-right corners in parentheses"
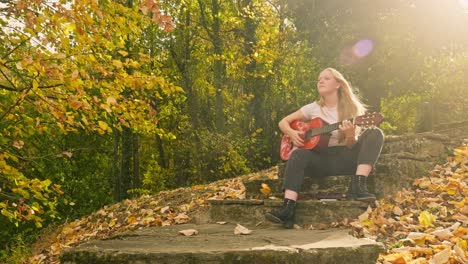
top-left (207, 166), bottom-right (372, 228)
top-left (61, 164), bottom-right (384, 264)
top-left (60, 223), bottom-right (382, 264)
top-left (59, 128), bottom-right (468, 263)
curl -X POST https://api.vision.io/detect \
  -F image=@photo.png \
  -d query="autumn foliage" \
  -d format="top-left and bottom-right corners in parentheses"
top-left (351, 145), bottom-right (468, 263)
top-left (1, 0), bottom-right (180, 258)
top-left (1, 0), bottom-right (468, 262)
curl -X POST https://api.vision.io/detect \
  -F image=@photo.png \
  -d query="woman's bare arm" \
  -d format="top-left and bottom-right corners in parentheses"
top-left (278, 110), bottom-right (307, 147)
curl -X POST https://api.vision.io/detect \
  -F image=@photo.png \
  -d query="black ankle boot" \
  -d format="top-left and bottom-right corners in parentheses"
top-left (347, 175), bottom-right (358, 200)
top-left (347, 175), bottom-right (376, 201)
top-left (265, 198), bottom-right (296, 229)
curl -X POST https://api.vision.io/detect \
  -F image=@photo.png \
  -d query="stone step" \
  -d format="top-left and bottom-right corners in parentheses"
top-left (243, 175), bottom-right (351, 198)
top-left (60, 223), bottom-right (383, 264)
top-left (207, 199), bottom-right (370, 227)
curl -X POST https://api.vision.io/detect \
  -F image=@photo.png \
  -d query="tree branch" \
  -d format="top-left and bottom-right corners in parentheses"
top-left (0, 84), bottom-right (33, 123)
top-left (0, 67), bottom-right (18, 91)
top-left (196, 0), bottom-right (215, 41)
top-left (0, 83), bottom-right (17, 92)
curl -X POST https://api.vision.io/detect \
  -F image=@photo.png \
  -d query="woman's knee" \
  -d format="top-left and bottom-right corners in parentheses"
top-left (362, 128), bottom-right (384, 143)
top-left (289, 149), bottom-right (312, 161)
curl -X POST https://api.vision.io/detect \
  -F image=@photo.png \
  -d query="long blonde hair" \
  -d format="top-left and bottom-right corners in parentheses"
top-left (318, 68), bottom-right (367, 141)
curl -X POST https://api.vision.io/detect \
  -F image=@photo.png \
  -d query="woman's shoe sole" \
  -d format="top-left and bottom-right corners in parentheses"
top-left (356, 196), bottom-right (376, 202)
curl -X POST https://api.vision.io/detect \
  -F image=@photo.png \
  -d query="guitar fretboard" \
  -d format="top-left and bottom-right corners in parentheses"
top-left (309, 118), bottom-right (354, 137)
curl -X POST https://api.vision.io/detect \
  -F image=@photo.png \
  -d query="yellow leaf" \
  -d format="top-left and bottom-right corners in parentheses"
top-left (381, 251), bottom-right (412, 263)
top-left (459, 239), bottom-right (467, 251)
top-left (446, 188), bottom-right (457, 195)
top-left (118, 50), bottom-right (128, 57)
top-left (361, 219), bottom-right (373, 227)
top-left (260, 183), bottom-right (271, 196)
top-left (454, 148), bottom-right (466, 156)
top-left (64, 23), bottom-right (76, 35)
top-left (106, 96), bottom-right (117, 105)
top-left (418, 211), bottom-right (435, 228)
top-left (98, 121), bottom-right (109, 131)
top-left (127, 216), bottom-right (138, 224)
top-left (112, 60), bottom-right (123, 69)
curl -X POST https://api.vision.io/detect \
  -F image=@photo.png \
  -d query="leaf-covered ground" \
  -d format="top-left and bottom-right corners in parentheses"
top-left (28, 167), bottom-right (276, 263)
top-left (351, 144), bottom-right (468, 264)
top-left (28, 144), bottom-right (468, 264)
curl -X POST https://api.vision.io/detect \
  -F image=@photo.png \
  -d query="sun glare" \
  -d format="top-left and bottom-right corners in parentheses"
top-left (459, 0), bottom-right (468, 13)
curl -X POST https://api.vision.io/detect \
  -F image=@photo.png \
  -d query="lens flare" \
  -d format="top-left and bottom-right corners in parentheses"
top-left (459, 0), bottom-right (468, 8)
top-left (459, 0), bottom-right (468, 13)
top-left (339, 38), bottom-right (375, 66)
top-left (352, 39), bottom-right (374, 58)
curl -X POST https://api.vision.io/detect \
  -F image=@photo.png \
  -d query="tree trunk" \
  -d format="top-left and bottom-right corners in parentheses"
top-left (132, 133), bottom-right (140, 190)
top-left (120, 126), bottom-right (133, 200)
top-left (112, 129), bottom-right (121, 201)
top-left (212, 0), bottom-right (225, 132)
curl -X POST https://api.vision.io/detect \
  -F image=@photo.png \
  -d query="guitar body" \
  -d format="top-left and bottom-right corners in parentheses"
top-left (280, 117), bottom-right (331, 161)
top-left (279, 112), bottom-right (384, 161)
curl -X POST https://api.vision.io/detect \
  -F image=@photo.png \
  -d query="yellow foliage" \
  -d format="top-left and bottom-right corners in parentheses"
top-left (350, 143), bottom-right (468, 263)
top-left (418, 211), bottom-right (435, 228)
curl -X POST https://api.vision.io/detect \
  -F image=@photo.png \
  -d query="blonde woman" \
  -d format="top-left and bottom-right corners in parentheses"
top-left (265, 68), bottom-right (384, 229)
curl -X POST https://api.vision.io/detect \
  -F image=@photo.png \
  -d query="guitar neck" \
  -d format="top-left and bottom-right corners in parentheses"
top-left (309, 118), bottom-right (353, 137)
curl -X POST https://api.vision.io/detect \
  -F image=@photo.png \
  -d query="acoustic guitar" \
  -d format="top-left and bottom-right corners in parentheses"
top-left (280, 113), bottom-right (384, 160)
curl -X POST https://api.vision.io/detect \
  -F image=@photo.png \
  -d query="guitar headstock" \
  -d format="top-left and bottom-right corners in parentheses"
top-left (355, 112), bottom-right (385, 127)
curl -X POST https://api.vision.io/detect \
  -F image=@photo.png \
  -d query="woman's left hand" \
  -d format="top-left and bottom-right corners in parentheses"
top-left (339, 120), bottom-right (355, 139)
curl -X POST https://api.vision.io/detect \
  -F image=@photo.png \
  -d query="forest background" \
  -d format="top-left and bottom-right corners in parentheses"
top-left (1, 0), bottom-right (467, 260)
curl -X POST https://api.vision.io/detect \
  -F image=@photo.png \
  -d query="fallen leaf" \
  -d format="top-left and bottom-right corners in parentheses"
top-left (234, 224), bottom-right (252, 235)
top-left (393, 206), bottom-right (403, 216)
top-left (61, 151), bottom-right (73, 158)
top-left (127, 216), bottom-right (138, 224)
top-left (174, 213), bottom-right (190, 224)
top-left (407, 232), bottom-right (427, 240)
top-left (429, 248), bottom-right (450, 264)
top-left (160, 206), bottom-right (170, 214)
top-left (381, 251), bottom-right (413, 264)
top-left (431, 228), bottom-right (453, 241)
top-left (178, 229), bottom-right (198, 236)
top-left (453, 244), bottom-right (468, 263)
top-left (418, 211), bottom-right (435, 228)
top-left (260, 183), bottom-right (271, 196)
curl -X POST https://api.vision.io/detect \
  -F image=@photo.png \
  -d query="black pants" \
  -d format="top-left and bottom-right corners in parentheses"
top-left (282, 128), bottom-right (384, 193)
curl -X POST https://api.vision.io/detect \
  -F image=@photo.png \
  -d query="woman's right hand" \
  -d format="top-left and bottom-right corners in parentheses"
top-left (279, 109), bottom-right (307, 147)
top-left (288, 129), bottom-right (304, 147)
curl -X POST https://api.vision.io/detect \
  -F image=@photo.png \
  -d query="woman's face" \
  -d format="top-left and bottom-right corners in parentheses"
top-left (317, 70), bottom-right (340, 96)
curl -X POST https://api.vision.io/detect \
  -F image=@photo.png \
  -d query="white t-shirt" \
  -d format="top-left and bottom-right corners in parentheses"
top-left (300, 102), bottom-right (343, 147)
